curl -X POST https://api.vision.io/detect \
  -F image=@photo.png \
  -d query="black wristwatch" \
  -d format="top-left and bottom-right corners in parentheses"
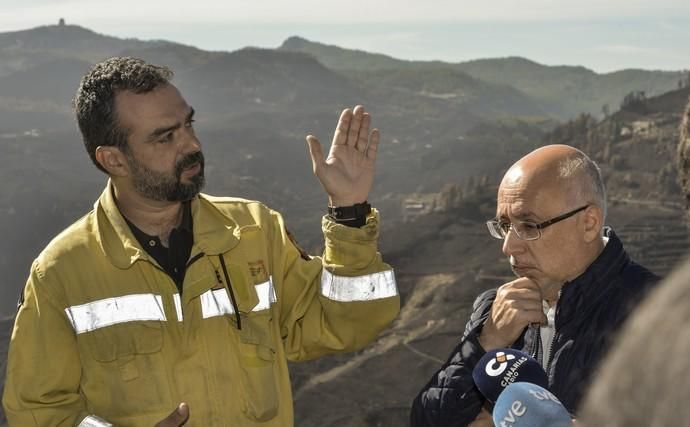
top-left (328, 201), bottom-right (372, 228)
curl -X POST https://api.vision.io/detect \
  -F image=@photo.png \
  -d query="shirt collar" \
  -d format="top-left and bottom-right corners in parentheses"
top-left (95, 180), bottom-right (240, 269)
top-left (123, 200), bottom-right (193, 246)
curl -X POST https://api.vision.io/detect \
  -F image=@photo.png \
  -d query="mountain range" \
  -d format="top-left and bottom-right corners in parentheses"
top-left (280, 36), bottom-right (687, 118)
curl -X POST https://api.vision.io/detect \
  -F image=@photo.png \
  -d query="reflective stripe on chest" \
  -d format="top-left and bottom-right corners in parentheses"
top-left (201, 278), bottom-right (276, 318)
top-left (64, 279), bottom-right (277, 333)
top-left (65, 294), bottom-right (166, 334)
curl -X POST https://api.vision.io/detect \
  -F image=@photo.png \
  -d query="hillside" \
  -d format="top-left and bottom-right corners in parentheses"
top-left (280, 37), bottom-right (685, 119)
top-left (280, 36), bottom-right (412, 71)
top-left (456, 57), bottom-right (685, 118)
top-left (280, 36), bottom-right (549, 118)
top-left (0, 57), bottom-right (91, 100)
top-left (351, 67), bottom-right (548, 117)
top-left (289, 88), bottom-right (690, 426)
top-left (0, 24), bottom-right (154, 77)
top-left (178, 48), bottom-right (365, 115)
top-left (118, 42), bottom-right (223, 74)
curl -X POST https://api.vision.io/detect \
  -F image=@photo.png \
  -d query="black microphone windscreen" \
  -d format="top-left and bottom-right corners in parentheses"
top-left (472, 348), bottom-right (548, 404)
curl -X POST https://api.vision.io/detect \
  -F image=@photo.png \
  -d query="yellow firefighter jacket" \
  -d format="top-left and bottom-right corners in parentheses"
top-left (3, 181), bottom-right (399, 426)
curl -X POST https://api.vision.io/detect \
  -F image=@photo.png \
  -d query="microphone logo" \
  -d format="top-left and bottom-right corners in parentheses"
top-left (485, 351), bottom-right (517, 377)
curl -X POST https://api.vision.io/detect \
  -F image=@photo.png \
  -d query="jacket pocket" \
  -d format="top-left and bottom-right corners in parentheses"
top-left (87, 322), bottom-right (163, 361)
top-left (81, 322), bottom-right (170, 416)
top-left (237, 311), bottom-right (280, 422)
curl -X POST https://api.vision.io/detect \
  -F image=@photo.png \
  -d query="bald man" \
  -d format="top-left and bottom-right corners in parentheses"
top-left (410, 145), bottom-right (658, 426)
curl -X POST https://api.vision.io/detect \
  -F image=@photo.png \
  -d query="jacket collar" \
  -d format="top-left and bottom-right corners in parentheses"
top-left (190, 194), bottom-right (241, 256)
top-left (555, 227), bottom-right (630, 329)
top-left (95, 180), bottom-right (240, 269)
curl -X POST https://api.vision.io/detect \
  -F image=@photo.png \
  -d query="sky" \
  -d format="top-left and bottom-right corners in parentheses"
top-left (1, 0), bottom-right (689, 73)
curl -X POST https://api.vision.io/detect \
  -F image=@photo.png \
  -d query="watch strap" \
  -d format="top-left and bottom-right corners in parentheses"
top-left (328, 201), bottom-right (372, 227)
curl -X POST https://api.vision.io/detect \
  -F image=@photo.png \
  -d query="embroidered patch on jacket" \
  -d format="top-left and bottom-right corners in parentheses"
top-left (248, 260), bottom-right (269, 283)
top-left (286, 228), bottom-right (311, 261)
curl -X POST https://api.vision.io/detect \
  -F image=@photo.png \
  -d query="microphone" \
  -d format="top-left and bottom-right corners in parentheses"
top-left (492, 382), bottom-right (572, 427)
top-left (472, 348), bottom-right (548, 404)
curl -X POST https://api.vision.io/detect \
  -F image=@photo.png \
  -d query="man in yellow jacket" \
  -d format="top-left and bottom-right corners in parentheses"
top-left (2, 57), bottom-right (399, 426)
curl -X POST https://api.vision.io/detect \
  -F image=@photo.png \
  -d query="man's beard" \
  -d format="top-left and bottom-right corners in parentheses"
top-left (126, 151), bottom-right (205, 202)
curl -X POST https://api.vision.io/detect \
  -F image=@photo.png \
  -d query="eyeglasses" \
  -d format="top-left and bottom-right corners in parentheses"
top-left (486, 205), bottom-right (589, 241)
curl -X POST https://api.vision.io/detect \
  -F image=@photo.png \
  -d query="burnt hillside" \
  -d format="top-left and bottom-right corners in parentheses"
top-left (289, 89), bottom-right (690, 426)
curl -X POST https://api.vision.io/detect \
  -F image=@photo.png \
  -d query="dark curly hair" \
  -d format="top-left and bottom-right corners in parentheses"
top-left (74, 57), bottom-right (173, 173)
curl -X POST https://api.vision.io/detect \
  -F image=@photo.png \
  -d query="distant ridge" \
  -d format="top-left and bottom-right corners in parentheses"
top-left (280, 35), bottom-right (409, 71)
top-left (178, 47), bottom-right (363, 113)
top-left (0, 24), bottom-right (683, 120)
top-left (0, 24), bottom-right (116, 50)
top-left (280, 36), bottom-right (686, 119)
top-left (279, 36), bottom-right (549, 117)
top-left (0, 24), bottom-right (154, 75)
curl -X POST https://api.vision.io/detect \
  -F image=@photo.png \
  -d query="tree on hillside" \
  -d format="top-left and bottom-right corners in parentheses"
top-left (678, 71), bottom-right (690, 90)
top-left (620, 90), bottom-right (648, 114)
top-left (543, 113), bottom-right (596, 148)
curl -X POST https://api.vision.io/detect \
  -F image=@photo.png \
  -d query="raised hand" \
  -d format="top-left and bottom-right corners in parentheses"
top-left (306, 105), bottom-right (380, 206)
top-left (479, 277), bottom-right (547, 351)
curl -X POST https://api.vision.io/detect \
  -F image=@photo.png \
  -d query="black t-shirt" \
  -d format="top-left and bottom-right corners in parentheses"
top-left (124, 202), bottom-right (193, 294)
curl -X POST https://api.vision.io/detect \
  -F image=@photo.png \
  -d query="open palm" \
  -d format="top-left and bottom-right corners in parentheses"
top-left (306, 105), bottom-right (380, 206)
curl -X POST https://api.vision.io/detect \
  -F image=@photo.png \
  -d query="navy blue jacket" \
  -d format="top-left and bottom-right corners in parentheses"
top-left (410, 229), bottom-right (659, 426)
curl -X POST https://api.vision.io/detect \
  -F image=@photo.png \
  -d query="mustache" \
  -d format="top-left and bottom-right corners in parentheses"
top-left (175, 151), bottom-right (204, 175)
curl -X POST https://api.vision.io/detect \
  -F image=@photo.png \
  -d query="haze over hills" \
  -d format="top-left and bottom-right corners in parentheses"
top-left (0, 23), bottom-right (689, 426)
top-left (456, 58), bottom-right (687, 118)
top-left (0, 24), bottom-right (156, 77)
top-left (280, 36), bottom-right (686, 119)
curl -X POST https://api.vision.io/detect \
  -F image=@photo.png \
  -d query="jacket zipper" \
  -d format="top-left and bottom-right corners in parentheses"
top-left (545, 332), bottom-right (556, 374)
top-left (216, 254), bottom-right (242, 330)
top-left (545, 289), bottom-right (563, 375)
top-left (170, 251), bottom-right (206, 296)
top-left (532, 326), bottom-right (542, 363)
top-left (531, 296), bottom-right (559, 375)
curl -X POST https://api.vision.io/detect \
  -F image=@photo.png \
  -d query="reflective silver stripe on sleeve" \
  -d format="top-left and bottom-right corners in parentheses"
top-left (78, 415), bottom-right (113, 427)
top-left (201, 278), bottom-right (276, 318)
top-left (173, 293), bottom-right (183, 322)
top-left (320, 268), bottom-right (398, 302)
top-left (65, 294), bottom-right (166, 334)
